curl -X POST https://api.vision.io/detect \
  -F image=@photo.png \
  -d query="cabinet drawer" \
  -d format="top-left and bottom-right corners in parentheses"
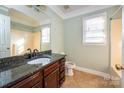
top-left (44, 62), bottom-right (59, 77)
top-left (11, 72), bottom-right (42, 88)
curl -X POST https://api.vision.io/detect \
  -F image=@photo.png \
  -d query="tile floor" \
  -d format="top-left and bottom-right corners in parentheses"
top-left (61, 70), bottom-right (120, 88)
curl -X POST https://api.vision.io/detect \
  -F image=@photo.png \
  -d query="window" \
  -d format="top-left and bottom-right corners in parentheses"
top-left (41, 25), bottom-right (50, 43)
top-left (16, 38), bottom-right (25, 55)
top-left (83, 12), bottom-right (107, 44)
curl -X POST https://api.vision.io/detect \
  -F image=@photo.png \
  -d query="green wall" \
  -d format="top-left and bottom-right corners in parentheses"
top-left (64, 6), bottom-right (121, 73)
top-left (0, 5), bottom-right (9, 15)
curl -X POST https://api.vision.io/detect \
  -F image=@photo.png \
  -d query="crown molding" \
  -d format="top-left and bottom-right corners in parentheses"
top-left (64, 5), bottom-right (114, 19)
top-left (48, 5), bottom-right (114, 19)
top-left (47, 5), bottom-right (64, 19)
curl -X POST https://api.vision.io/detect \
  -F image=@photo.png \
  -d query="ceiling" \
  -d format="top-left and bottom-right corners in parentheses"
top-left (6, 5), bottom-right (50, 26)
top-left (9, 9), bottom-right (40, 27)
top-left (7, 5), bottom-right (114, 23)
top-left (48, 5), bottom-right (113, 19)
top-left (57, 5), bottom-right (90, 13)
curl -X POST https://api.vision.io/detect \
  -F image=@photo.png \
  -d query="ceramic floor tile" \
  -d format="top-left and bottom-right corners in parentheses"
top-left (61, 70), bottom-right (120, 88)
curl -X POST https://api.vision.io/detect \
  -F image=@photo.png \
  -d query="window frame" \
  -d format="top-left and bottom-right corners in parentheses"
top-left (82, 12), bottom-right (107, 45)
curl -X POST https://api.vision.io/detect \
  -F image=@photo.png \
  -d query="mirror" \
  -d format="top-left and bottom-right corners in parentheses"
top-left (9, 8), bottom-right (51, 56)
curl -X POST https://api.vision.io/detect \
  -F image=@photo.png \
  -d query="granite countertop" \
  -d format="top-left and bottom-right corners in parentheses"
top-left (0, 53), bottom-right (65, 87)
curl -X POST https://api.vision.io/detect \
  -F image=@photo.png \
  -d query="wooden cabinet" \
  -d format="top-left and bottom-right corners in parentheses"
top-left (59, 58), bottom-right (66, 87)
top-left (44, 62), bottom-right (59, 77)
top-left (44, 62), bottom-right (59, 88)
top-left (11, 71), bottom-right (43, 88)
top-left (43, 58), bottom-right (66, 88)
top-left (44, 68), bottom-right (59, 88)
top-left (7, 57), bottom-right (66, 88)
top-left (32, 81), bottom-right (43, 88)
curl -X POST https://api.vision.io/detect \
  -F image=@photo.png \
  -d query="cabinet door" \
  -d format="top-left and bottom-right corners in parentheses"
top-left (0, 14), bottom-right (10, 58)
top-left (44, 68), bottom-right (59, 88)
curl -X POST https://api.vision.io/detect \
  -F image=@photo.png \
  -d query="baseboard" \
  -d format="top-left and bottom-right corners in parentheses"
top-left (74, 66), bottom-right (111, 79)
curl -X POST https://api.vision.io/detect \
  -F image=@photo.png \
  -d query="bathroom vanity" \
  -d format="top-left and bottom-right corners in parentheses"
top-left (0, 52), bottom-right (66, 88)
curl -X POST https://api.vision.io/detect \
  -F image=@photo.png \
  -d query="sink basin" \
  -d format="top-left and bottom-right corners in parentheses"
top-left (27, 58), bottom-right (51, 65)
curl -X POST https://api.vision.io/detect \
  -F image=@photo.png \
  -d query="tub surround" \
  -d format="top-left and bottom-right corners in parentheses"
top-left (0, 50), bottom-right (66, 88)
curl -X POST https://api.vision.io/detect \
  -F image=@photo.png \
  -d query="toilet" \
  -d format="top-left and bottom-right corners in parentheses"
top-left (65, 61), bottom-right (75, 76)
